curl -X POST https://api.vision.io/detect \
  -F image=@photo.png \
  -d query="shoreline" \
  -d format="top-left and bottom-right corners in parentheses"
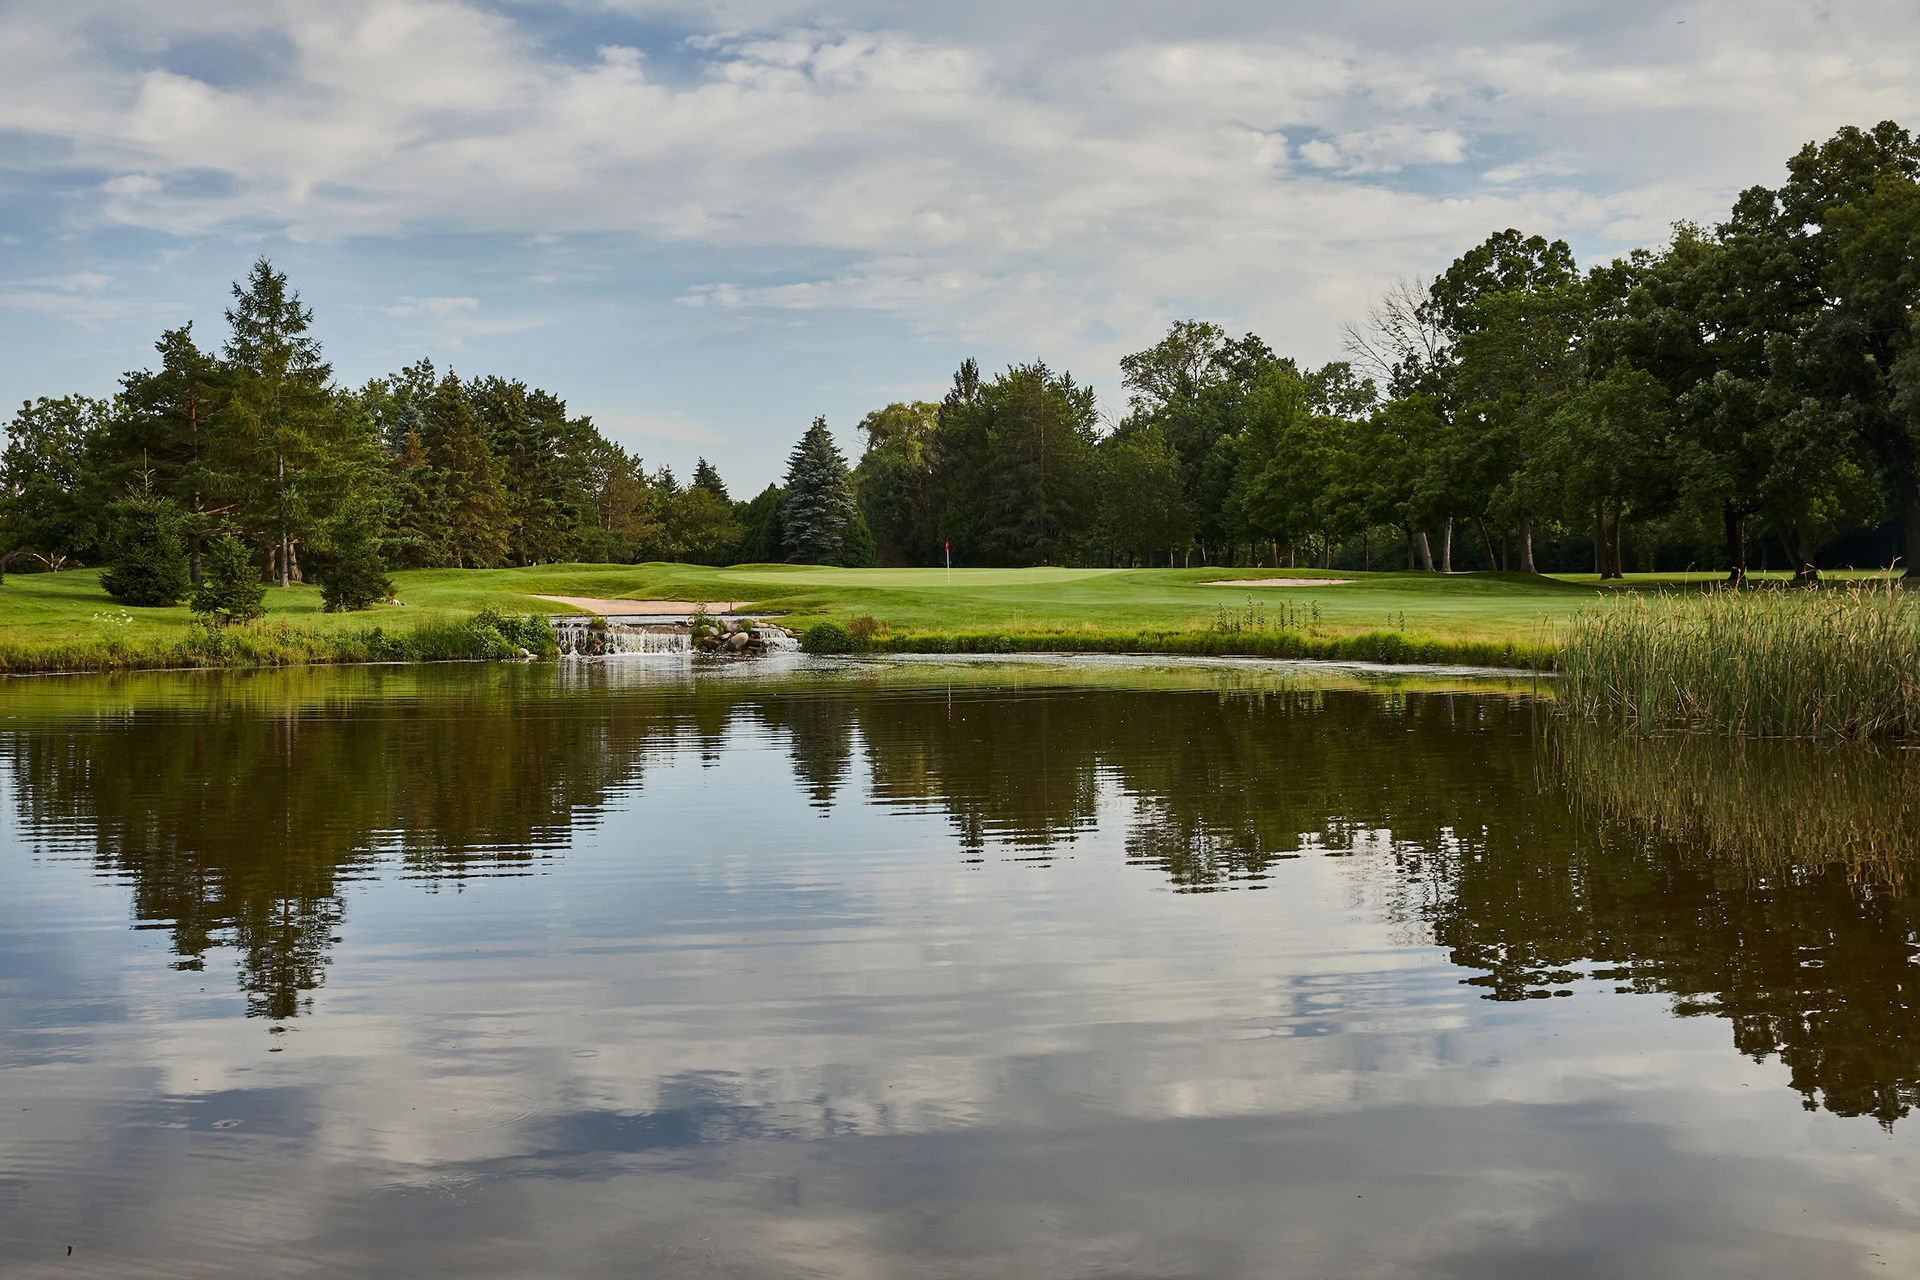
top-left (0, 619), bottom-right (1554, 678)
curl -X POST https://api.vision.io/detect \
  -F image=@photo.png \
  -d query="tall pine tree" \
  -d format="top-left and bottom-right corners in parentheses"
top-left (421, 373), bottom-right (509, 568)
top-left (222, 259), bottom-right (335, 586)
top-left (780, 417), bottom-right (857, 565)
top-left (108, 324), bottom-right (228, 583)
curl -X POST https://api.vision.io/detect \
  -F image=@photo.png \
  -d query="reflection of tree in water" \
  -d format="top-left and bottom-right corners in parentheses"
top-left (756, 692), bottom-right (858, 811)
top-left (10, 666), bottom-right (1920, 1122)
top-left (838, 681), bottom-right (1920, 1126)
top-left (1435, 724), bottom-right (1920, 1127)
top-left (854, 687), bottom-right (1100, 857)
top-left (4, 668), bottom-right (704, 1018)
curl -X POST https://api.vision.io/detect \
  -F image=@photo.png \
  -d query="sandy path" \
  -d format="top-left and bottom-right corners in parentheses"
top-left (1204, 578), bottom-right (1356, 588)
top-left (532, 595), bottom-right (752, 615)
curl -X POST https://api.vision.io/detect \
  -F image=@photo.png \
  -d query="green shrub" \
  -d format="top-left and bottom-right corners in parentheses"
top-left (101, 496), bottom-right (190, 607)
top-left (801, 620), bottom-right (857, 653)
top-left (319, 520), bottom-right (395, 612)
top-left (459, 605), bottom-right (559, 660)
top-left (190, 535), bottom-right (267, 625)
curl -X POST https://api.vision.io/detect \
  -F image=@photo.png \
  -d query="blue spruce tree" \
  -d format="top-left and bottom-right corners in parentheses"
top-left (780, 417), bottom-right (857, 565)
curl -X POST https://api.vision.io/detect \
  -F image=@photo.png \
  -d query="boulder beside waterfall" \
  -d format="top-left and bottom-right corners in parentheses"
top-left (551, 617), bottom-right (795, 657)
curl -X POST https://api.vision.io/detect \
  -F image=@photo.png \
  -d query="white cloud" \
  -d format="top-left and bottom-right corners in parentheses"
top-left (2, 0), bottom-right (1920, 371)
top-left (374, 295), bottom-right (481, 318)
top-left (1298, 126), bottom-right (1469, 175)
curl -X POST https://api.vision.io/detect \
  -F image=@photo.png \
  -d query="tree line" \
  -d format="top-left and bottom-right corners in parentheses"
top-left (853, 121), bottom-right (1920, 581)
top-left (9, 120), bottom-right (1920, 599)
top-left (0, 260), bottom-right (876, 605)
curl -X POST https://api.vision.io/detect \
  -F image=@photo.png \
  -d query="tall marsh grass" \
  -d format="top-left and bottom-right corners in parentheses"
top-left (1559, 582), bottom-right (1920, 739)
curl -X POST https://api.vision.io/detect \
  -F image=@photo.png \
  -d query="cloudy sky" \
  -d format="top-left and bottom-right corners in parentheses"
top-left (3, 0), bottom-right (1917, 490)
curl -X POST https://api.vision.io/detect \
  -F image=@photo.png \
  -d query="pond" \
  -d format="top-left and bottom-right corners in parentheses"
top-left (2, 655), bottom-right (1917, 1276)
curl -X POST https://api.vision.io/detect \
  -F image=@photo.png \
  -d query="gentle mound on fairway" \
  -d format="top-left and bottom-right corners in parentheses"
top-left (1204, 578), bottom-right (1356, 587)
top-left (532, 594), bottom-right (751, 615)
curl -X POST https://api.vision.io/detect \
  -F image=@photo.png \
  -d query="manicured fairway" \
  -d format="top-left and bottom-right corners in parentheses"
top-left (2, 562), bottom-right (1902, 659)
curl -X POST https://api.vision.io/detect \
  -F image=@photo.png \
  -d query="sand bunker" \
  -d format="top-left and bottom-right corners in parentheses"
top-left (532, 595), bottom-right (752, 615)
top-left (1204, 578), bottom-right (1356, 588)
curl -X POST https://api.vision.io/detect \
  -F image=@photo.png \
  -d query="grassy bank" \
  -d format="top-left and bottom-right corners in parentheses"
top-left (0, 605), bottom-right (556, 675)
top-left (806, 623), bottom-right (1551, 668)
top-left (1559, 583), bottom-right (1920, 738)
top-left (5, 561), bottom-right (1897, 677)
top-left (0, 562), bottom-right (1595, 673)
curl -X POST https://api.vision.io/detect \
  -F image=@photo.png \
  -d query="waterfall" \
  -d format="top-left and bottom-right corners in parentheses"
top-left (612, 630), bottom-right (688, 655)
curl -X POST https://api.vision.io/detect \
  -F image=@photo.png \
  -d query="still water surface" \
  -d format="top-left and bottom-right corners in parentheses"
top-left (2, 656), bottom-right (1918, 1277)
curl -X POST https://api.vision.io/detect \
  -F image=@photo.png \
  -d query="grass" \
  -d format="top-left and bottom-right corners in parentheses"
top-left (1, 561), bottom-right (1903, 676)
top-left (0, 588), bottom-right (555, 675)
top-left (0, 563), bottom-right (1595, 673)
top-left (1559, 580), bottom-right (1920, 738)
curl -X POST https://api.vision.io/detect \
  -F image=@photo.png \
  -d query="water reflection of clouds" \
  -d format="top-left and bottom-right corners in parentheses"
top-left (5, 667), bottom-right (1920, 1273)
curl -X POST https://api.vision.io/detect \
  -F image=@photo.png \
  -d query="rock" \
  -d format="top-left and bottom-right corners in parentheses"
top-left (726, 631), bottom-right (751, 650)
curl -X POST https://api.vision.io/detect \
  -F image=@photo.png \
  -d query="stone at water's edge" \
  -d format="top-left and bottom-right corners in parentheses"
top-left (550, 617), bottom-right (795, 658)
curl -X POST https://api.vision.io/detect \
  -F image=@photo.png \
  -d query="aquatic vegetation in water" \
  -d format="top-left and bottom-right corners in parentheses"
top-left (1559, 581), bottom-right (1920, 738)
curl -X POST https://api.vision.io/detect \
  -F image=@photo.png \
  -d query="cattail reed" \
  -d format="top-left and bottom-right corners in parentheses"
top-left (1559, 579), bottom-right (1920, 739)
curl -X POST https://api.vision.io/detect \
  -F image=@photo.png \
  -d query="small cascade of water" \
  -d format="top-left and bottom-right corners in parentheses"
top-left (612, 630), bottom-right (689, 655)
top-left (759, 628), bottom-right (801, 652)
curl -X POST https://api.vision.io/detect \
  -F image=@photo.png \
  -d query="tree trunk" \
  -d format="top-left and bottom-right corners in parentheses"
top-left (189, 533), bottom-right (202, 587)
top-left (1415, 531), bottom-right (1435, 572)
top-left (1443, 519), bottom-right (1453, 573)
top-left (1613, 508), bottom-right (1626, 579)
top-left (1722, 506), bottom-right (1746, 587)
top-left (1594, 501), bottom-right (1605, 577)
top-left (277, 452), bottom-right (290, 589)
top-left (1518, 517), bottom-right (1537, 574)
top-left (1472, 517), bottom-right (1497, 572)
top-left (1900, 477), bottom-right (1920, 578)
top-left (1321, 531), bottom-right (1332, 570)
top-left (1362, 530), bottom-right (1370, 571)
top-left (1270, 541), bottom-right (1278, 568)
top-left (1784, 525), bottom-right (1820, 586)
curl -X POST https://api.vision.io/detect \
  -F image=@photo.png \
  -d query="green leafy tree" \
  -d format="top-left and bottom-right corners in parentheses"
top-left (839, 507), bottom-right (879, 567)
top-left (851, 401), bottom-right (940, 565)
top-left (664, 484), bottom-right (746, 564)
top-left (1, 395), bottom-right (109, 571)
top-left (1095, 425), bottom-right (1191, 566)
top-left (934, 362), bottom-right (1098, 565)
top-left (781, 417), bottom-right (859, 564)
top-left (578, 439), bottom-right (659, 562)
top-left (732, 484), bottom-right (787, 564)
top-left (189, 534), bottom-right (268, 624)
